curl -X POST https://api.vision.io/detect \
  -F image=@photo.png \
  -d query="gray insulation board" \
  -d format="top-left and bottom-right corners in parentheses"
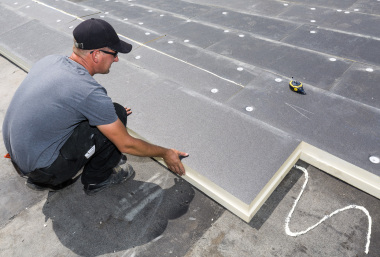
top-left (0, 19), bottom-right (72, 67)
top-left (331, 63), bottom-right (380, 110)
top-left (283, 24), bottom-right (380, 66)
top-left (116, 77), bottom-right (301, 203)
top-left (278, 5), bottom-right (380, 38)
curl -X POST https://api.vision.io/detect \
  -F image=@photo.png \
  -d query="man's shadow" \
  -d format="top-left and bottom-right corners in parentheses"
top-left (42, 176), bottom-right (195, 256)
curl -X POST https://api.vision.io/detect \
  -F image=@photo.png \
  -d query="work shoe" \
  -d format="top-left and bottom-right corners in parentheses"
top-left (84, 159), bottom-right (135, 196)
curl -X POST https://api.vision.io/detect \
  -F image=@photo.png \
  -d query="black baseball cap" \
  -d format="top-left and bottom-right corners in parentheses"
top-left (73, 18), bottom-right (132, 53)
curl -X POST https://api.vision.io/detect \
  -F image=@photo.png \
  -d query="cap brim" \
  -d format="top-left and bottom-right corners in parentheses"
top-left (110, 40), bottom-right (132, 53)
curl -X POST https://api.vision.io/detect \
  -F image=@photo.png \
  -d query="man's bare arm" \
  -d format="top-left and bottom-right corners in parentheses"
top-left (97, 119), bottom-right (188, 176)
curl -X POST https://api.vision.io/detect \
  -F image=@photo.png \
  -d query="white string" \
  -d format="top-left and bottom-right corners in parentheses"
top-left (285, 165), bottom-right (372, 254)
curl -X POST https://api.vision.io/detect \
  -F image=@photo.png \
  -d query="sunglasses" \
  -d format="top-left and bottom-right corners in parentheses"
top-left (90, 49), bottom-right (118, 58)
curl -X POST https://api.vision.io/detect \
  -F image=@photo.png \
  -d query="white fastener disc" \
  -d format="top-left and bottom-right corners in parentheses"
top-left (369, 156), bottom-right (380, 164)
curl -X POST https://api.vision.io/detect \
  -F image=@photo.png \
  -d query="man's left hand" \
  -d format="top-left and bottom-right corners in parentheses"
top-left (125, 107), bottom-right (132, 116)
top-left (164, 149), bottom-right (188, 176)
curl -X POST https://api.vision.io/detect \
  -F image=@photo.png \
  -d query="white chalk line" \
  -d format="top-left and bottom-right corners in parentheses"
top-left (117, 35), bottom-right (244, 88)
top-left (285, 103), bottom-right (314, 114)
top-left (285, 165), bottom-right (372, 255)
top-left (285, 103), bottom-right (313, 120)
top-left (33, 0), bottom-right (244, 88)
top-left (33, 0), bottom-right (80, 19)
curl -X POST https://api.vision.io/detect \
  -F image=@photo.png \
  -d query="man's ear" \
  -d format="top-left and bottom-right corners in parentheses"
top-left (91, 50), bottom-right (99, 63)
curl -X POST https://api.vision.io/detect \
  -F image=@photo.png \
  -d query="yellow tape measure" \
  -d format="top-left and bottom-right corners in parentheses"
top-left (289, 77), bottom-right (306, 95)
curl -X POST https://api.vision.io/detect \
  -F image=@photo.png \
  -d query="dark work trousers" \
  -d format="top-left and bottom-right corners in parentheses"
top-left (23, 103), bottom-right (127, 187)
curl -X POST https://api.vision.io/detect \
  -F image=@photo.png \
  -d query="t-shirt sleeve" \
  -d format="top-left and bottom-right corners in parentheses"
top-left (79, 88), bottom-right (118, 126)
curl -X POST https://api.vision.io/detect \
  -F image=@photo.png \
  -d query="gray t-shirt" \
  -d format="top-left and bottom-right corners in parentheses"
top-left (2, 55), bottom-right (118, 173)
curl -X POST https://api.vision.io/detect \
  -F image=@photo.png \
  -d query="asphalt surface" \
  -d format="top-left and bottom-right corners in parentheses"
top-left (1, 55), bottom-right (379, 256)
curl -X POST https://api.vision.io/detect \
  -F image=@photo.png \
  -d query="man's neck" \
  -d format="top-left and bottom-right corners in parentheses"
top-left (69, 53), bottom-right (95, 76)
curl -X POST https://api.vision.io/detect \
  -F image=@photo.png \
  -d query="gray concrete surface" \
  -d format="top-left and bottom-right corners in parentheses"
top-left (1, 55), bottom-right (379, 256)
top-left (1, 0), bottom-right (379, 211)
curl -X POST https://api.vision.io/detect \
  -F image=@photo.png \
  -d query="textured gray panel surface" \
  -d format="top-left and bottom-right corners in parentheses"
top-left (188, 0), bottom-right (289, 16)
top-left (208, 35), bottom-right (352, 89)
top-left (278, 5), bottom-right (380, 38)
top-left (31, 0), bottom-right (91, 17)
top-left (208, 34), bottom-right (284, 67)
top-left (94, 59), bottom-right (159, 104)
top-left (351, 0), bottom-right (380, 15)
top-left (227, 72), bottom-right (380, 176)
top-left (197, 9), bottom-right (299, 41)
top-left (279, 0), bottom-right (358, 9)
top-left (119, 81), bottom-right (301, 204)
top-left (137, 0), bottom-right (213, 18)
top-left (14, 1), bottom-right (78, 31)
top-left (97, 16), bottom-right (161, 44)
top-left (1, 0), bottom-right (30, 8)
top-left (267, 48), bottom-right (352, 90)
top-left (0, 4), bottom-right (31, 35)
top-left (114, 47), bottom-right (244, 104)
top-left (185, 50), bottom-right (258, 87)
top-left (331, 63), bottom-right (380, 109)
top-left (141, 38), bottom-right (257, 87)
top-left (167, 21), bottom-right (229, 49)
top-left (83, 0), bottom-right (152, 21)
top-left (0, 20), bottom-right (72, 65)
top-left (133, 12), bottom-right (188, 32)
top-left (283, 24), bottom-right (380, 65)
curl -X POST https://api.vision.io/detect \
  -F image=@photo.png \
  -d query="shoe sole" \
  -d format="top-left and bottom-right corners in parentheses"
top-left (84, 166), bottom-right (135, 196)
